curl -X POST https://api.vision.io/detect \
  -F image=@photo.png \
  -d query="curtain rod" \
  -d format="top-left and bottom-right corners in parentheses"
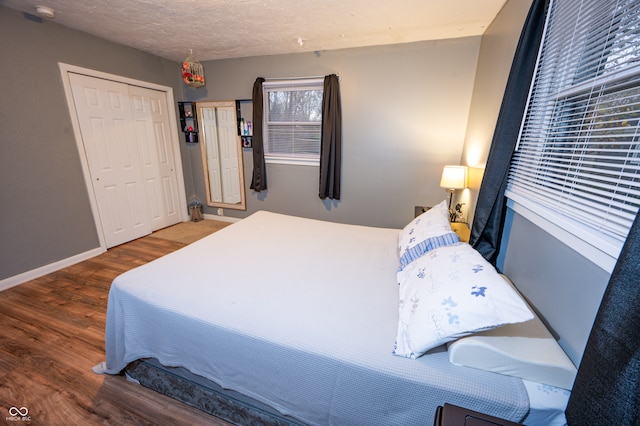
top-left (264, 74), bottom-right (341, 81)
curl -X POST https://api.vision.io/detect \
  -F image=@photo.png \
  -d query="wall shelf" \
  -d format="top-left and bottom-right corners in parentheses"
top-left (178, 102), bottom-right (198, 143)
top-left (236, 99), bottom-right (253, 148)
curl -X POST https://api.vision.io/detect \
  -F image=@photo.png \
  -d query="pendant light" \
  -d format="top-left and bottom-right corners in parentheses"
top-left (181, 49), bottom-right (205, 88)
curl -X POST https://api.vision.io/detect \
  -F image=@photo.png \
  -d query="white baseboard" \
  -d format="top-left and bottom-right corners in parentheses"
top-left (0, 247), bottom-right (105, 292)
top-left (202, 213), bottom-right (242, 223)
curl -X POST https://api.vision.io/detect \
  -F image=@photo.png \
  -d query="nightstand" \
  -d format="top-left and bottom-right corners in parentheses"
top-left (450, 222), bottom-right (470, 243)
top-left (414, 206), bottom-right (471, 243)
top-left (434, 403), bottom-right (521, 426)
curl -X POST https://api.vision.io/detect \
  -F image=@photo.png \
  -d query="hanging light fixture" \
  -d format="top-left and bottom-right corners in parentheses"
top-left (181, 49), bottom-right (205, 88)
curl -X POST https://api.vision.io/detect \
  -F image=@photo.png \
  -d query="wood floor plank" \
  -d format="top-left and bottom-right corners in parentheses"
top-left (0, 235), bottom-right (231, 426)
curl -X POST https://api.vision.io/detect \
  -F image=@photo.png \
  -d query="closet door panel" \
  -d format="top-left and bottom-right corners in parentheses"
top-left (70, 73), bottom-right (151, 248)
top-left (129, 85), bottom-right (181, 231)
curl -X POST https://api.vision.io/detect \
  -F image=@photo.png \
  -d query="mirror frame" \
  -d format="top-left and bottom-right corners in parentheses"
top-left (197, 100), bottom-right (247, 210)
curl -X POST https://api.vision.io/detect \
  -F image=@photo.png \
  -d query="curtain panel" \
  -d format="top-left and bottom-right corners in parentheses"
top-left (319, 74), bottom-right (342, 200)
top-left (470, 0), bottom-right (549, 264)
top-left (250, 77), bottom-right (267, 191)
top-left (566, 210), bottom-right (640, 425)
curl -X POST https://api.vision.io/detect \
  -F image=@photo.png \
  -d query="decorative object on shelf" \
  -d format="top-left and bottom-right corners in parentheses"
top-left (451, 202), bottom-right (466, 223)
top-left (440, 165), bottom-right (468, 213)
top-left (178, 102), bottom-right (199, 143)
top-left (181, 49), bottom-right (205, 88)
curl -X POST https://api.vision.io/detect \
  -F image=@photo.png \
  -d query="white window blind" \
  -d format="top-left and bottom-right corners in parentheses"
top-left (507, 0), bottom-right (640, 256)
top-left (263, 78), bottom-right (323, 165)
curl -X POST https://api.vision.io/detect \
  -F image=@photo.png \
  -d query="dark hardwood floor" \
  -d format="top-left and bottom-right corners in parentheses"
top-left (0, 236), bottom-right (232, 425)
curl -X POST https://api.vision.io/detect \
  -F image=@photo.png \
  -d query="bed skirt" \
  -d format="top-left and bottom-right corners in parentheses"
top-left (125, 358), bottom-right (303, 426)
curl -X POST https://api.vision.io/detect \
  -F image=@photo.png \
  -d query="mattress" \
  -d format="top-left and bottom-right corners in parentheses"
top-left (97, 211), bottom-right (567, 425)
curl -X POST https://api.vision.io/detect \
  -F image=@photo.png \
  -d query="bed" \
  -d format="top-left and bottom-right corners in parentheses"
top-left (95, 206), bottom-right (574, 425)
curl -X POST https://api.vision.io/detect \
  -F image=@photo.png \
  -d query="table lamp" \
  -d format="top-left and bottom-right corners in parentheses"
top-left (440, 165), bottom-right (468, 211)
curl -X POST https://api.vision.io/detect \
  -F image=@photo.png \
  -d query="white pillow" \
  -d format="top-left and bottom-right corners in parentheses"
top-left (398, 200), bottom-right (459, 270)
top-left (447, 277), bottom-right (577, 389)
top-left (393, 243), bottom-right (533, 359)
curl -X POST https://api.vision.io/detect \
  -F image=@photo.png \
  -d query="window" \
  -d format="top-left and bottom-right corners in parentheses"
top-left (506, 0), bottom-right (640, 268)
top-left (263, 78), bottom-right (324, 165)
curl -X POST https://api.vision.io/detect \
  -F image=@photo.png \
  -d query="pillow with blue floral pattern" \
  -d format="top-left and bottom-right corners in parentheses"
top-left (393, 243), bottom-right (533, 359)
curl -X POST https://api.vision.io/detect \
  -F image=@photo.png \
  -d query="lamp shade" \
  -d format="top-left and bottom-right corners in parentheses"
top-left (440, 165), bottom-right (468, 190)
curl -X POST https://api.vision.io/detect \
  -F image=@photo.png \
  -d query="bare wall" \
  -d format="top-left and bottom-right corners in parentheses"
top-left (0, 6), bottom-right (183, 281)
top-left (499, 207), bottom-right (609, 366)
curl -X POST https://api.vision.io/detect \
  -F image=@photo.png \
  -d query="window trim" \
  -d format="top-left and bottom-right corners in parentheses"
top-left (505, 192), bottom-right (620, 273)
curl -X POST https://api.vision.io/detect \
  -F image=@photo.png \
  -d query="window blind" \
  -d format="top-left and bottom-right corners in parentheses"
top-left (507, 0), bottom-right (640, 248)
top-left (263, 79), bottom-right (323, 163)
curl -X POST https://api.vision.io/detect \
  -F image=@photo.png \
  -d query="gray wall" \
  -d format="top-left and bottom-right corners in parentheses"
top-left (498, 208), bottom-right (610, 367)
top-left (0, 6), bottom-right (184, 281)
top-left (186, 39), bottom-right (482, 228)
top-left (460, 0), bottom-right (533, 225)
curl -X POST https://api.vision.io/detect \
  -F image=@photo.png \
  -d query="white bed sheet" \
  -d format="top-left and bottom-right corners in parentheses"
top-left (523, 380), bottom-right (570, 425)
top-left (99, 211), bottom-right (566, 425)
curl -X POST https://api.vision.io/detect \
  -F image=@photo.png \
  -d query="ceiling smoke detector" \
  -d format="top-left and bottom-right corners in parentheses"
top-left (34, 5), bottom-right (55, 19)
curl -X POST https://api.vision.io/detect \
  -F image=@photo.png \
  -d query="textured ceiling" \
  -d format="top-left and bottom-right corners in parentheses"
top-left (3, 0), bottom-right (508, 62)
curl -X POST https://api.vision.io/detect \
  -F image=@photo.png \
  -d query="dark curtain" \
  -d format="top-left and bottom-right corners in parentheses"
top-left (250, 77), bottom-right (267, 191)
top-left (470, 0), bottom-right (549, 264)
top-left (565, 211), bottom-right (640, 425)
top-left (319, 74), bottom-right (342, 200)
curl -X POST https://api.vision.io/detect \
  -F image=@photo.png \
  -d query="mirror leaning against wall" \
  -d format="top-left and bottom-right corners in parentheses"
top-left (197, 101), bottom-right (246, 210)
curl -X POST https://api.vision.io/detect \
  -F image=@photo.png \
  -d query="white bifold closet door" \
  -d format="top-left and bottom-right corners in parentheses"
top-left (69, 73), bottom-right (181, 248)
